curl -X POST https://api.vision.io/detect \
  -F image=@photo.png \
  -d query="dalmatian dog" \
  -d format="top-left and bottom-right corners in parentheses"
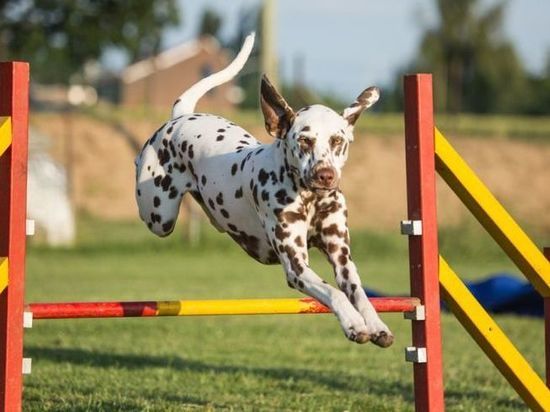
top-left (135, 33), bottom-right (393, 347)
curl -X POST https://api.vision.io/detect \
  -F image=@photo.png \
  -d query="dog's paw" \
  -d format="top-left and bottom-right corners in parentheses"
top-left (370, 330), bottom-right (394, 348)
top-left (346, 327), bottom-right (370, 344)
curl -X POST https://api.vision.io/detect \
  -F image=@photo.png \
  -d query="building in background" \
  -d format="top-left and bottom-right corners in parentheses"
top-left (121, 36), bottom-right (239, 112)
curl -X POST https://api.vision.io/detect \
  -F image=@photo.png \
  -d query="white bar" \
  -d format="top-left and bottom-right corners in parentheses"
top-left (26, 219), bottom-right (35, 236)
top-left (23, 311), bottom-right (33, 328)
top-left (405, 346), bottom-right (427, 363)
top-left (404, 305), bottom-right (426, 321)
top-left (22, 358), bottom-right (32, 375)
top-left (400, 220), bottom-right (423, 236)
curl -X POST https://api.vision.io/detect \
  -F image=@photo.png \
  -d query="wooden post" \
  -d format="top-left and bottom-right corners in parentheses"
top-left (404, 74), bottom-right (445, 411)
top-left (0, 62), bottom-right (29, 412)
top-left (544, 247), bottom-right (550, 389)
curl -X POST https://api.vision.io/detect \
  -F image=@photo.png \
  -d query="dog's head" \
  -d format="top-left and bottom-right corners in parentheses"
top-left (260, 75), bottom-right (379, 193)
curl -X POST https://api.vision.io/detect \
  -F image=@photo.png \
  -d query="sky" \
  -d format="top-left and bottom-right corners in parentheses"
top-left (134, 0), bottom-right (550, 102)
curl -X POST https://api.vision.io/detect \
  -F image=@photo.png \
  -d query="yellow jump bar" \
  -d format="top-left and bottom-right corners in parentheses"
top-left (435, 128), bottom-right (550, 297)
top-left (0, 117), bottom-right (12, 157)
top-left (440, 256), bottom-right (550, 411)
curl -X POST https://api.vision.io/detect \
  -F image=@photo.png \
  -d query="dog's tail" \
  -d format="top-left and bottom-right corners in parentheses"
top-left (171, 32), bottom-right (255, 119)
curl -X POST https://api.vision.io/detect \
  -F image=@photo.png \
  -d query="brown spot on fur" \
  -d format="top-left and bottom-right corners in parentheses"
top-left (338, 254), bottom-right (348, 266)
top-left (327, 242), bottom-right (338, 254)
top-left (281, 210), bottom-right (305, 223)
top-left (342, 267), bottom-right (349, 279)
top-left (275, 225), bottom-right (290, 240)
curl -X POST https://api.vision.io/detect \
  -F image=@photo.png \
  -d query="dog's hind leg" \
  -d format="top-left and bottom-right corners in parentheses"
top-left (135, 127), bottom-right (195, 237)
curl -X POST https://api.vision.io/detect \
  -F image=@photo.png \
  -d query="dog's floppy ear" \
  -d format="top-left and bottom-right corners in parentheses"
top-left (342, 86), bottom-right (380, 127)
top-left (260, 74), bottom-right (295, 138)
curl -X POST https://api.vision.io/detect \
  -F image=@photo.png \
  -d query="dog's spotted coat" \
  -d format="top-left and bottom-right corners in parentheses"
top-left (135, 33), bottom-right (393, 346)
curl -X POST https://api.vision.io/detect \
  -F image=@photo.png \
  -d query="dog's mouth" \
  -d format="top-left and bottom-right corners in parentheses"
top-left (306, 181), bottom-right (339, 193)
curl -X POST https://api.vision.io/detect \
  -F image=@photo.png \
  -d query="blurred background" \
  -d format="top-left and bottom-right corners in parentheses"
top-left (1, 0), bottom-right (549, 246)
top-left (4, 1), bottom-right (550, 409)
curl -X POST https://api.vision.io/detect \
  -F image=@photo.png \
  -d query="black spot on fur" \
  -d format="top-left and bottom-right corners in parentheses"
top-left (162, 220), bottom-right (174, 232)
top-left (154, 176), bottom-right (162, 187)
top-left (258, 169), bottom-right (269, 186)
top-left (174, 163), bottom-right (186, 173)
top-left (153, 196), bottom-right (160, 207)
top-left (169, 141), bottom-right (177, 157)
top-left (169, 187), bottom-right (178, 199)
top-left (188, 144), bottom-right (194, 159)
top-left (216, 192), bottom-right (224, 205)
top-left (261, 190), bottom-right (269, 202)
top-left (217, 128), bottom-right (225, 133)
top-left (208, 198), bottom-right (216, 209)
top-left (275, 189), bottom-right (293, 205)
top-left (220, 209), bottom-right (229, 218)
top-left (252, 185), bottom-right (259, 206)
top-left (181, 141), bottom-right (188, 153)
top-left (158, 148), bottom-right (170, 166)
top-left (161, 175), bottom-right (172, 192)
top-left (216, 135), bottom-right (224, 141)
top-left (231, 163), bottom-right (238, 175)
top-left (235, 187), bottom-right (243, 198)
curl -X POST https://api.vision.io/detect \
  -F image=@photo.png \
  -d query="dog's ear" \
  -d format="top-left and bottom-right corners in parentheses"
top-left (342, 86), bottom-right (380, 126)
top-left (260, 74), bottom-right (295, 138)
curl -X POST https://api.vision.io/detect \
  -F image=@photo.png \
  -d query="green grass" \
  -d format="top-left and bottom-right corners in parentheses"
top-left (23, 217), bottom-right (545, 411)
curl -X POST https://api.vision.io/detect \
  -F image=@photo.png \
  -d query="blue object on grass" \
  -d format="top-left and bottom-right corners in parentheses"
top-left (364, 273), bottom-right (543, 317)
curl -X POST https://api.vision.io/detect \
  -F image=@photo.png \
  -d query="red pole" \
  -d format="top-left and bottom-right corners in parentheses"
top-left (544, 247), bottom-right (550, 389)
top-left (0, 62), bottom-right (29, 412)
top-left (404, 74), bottom-right (445, 411)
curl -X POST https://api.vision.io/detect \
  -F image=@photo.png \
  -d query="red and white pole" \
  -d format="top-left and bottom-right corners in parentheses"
top-left (403, 74), bottom-right (445, 411)
top-left (0, 62), bottom-right (29, 412)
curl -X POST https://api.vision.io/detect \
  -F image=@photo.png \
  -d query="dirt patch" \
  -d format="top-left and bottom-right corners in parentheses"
top-left (30, 112), bottom-right (550, 233)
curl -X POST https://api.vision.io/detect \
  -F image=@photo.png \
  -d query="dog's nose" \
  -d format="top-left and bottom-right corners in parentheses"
top-left (314, 167), bottom-right (336, 187)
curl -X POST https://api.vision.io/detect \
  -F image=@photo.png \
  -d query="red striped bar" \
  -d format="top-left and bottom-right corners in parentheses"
top-left (26, 297), bottom-right (421, 320)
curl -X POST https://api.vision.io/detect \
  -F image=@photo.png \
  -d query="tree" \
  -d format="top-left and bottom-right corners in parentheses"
top-left (0, 0), bottom-right (181, 84)
top-left (414, 0), bottom-right (528, 113)
top-left (198, 8), bottom-right (222, 39)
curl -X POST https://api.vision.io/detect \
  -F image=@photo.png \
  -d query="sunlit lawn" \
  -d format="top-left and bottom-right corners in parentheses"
top-left (23, 217), bottom-right (545, 411)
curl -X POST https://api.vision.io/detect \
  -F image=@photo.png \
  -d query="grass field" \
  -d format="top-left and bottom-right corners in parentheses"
top-left (23, 217), bottom-right (545, 411)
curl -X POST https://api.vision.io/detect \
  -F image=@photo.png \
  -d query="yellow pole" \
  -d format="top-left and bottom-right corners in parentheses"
top-left (156, 298), bottom-right (325, 316)
top-left (440, 256), bottom-right (550, 411)
top-left (435, 128), bottom-right (550, 297)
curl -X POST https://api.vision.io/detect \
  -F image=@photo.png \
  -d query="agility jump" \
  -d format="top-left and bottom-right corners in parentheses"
top-left (1, 61), bottom-right (549, 411)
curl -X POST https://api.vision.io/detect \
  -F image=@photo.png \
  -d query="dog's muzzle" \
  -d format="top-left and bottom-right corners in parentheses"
top-left (307, 166), bottom-right (338, 191)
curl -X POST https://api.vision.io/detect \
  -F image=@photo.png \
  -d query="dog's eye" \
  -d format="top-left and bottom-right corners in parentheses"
top-left (330, 135), bottom-right (344, 148)
top-left (297, 136), bottom-right (315, 151)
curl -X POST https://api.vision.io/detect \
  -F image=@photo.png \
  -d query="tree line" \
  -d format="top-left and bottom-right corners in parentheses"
top-left (1, 0), bottom-right (548, 115)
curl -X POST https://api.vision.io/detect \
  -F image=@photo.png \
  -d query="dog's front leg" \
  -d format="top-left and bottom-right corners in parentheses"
top-left (269, 221), bottom-right (370, 344)
top-left (313, 193), bottom-right (394, 347)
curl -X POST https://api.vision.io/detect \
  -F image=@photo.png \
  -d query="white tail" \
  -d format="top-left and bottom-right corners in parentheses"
top-left (171, 32), bottom-right (256, 119)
